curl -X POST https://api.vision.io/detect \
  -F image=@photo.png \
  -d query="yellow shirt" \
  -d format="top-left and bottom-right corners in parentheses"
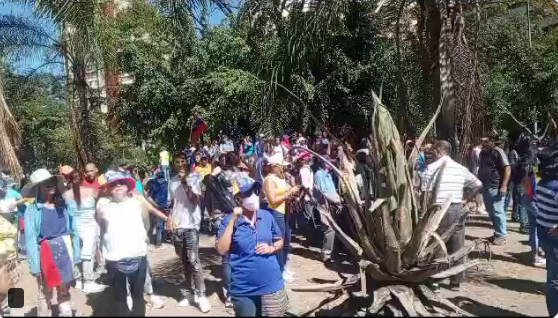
top-left (194, 164), bottom-right (212, 179)
top-left (264, 174), bottom-right (290, 214)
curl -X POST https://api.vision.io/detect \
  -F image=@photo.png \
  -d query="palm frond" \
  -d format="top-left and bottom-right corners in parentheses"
top-left (0, 14), bottom-right (56, 63)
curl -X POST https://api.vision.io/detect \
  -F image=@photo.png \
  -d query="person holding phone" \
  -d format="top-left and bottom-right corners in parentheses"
top-left (216, 175), bottom-right (288, 317)
top-left (168, 152), bottom-right (211, 313)
top-left (263, 153), bottom-right (301, 283)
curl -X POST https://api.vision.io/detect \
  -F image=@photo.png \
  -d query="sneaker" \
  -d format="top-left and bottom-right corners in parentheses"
top-left (83, 281), bottom-right (107, 294)
top-left (95, 265), bottom-right (108, 277)
top-left (519, 225), bottom-right (529, 234)
top-left (533, 258), bottom-right (546, 268)
top-left (285, 268), bottom-right (295, 277)
top-left (58, 301), bottom-right (72, 317)
top-left (37, 302), bottom-right (50, 317)
top-left (224, 297), bottom-right (233, 308)
top-left (74, 279), bottom-right (83, 290)
top-left (178, 298), bottom-right (191, 307)
top-left (283, 271), bottom-right (295, 283)
top-left (149, 295), bottom-right (165, 309)
top-left (491, 236), bottom-right (507, 246)
top-left (127, 295), bottom-right (133, 311)
top-left (197, 296), bottom-right (211, 313)
top-left (449, 283), bottom-right (461, 292)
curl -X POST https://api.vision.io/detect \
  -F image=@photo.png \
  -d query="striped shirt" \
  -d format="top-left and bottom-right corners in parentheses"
top-left (421, 156), bottom-right (482, 205)
top-left (536, 179), bottom-right (558, 229)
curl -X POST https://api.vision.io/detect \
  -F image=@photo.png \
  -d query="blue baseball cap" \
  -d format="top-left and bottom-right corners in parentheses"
top-left (236, 175), bottom-right (261, 195)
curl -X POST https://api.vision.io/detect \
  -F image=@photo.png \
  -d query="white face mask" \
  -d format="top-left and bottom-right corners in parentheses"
top-left (242, 193), bottom-right (260, 212)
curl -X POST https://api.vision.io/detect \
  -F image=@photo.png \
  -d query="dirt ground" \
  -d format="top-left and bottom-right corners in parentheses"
top-left (11, 211), bottom-right (548, 317)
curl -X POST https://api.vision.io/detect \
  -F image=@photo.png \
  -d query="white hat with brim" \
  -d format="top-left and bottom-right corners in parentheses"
top-left (267, 153), bottom-right (285, 166)
top-left (21, 169), bottom-right (66, 198)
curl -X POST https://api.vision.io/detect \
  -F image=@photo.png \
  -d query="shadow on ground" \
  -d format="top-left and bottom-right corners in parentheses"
top-left (85, 246), bottom-right (226, 316)
top-left (448, 296), bottom-right (525, 317)
top-left (485, 277), bottom-right (545, 296)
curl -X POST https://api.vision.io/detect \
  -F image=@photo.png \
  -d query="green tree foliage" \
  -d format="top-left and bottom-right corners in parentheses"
top-left (3, 71), bottom-right (77, 172)
top-left (476, 2), bottom-right (558, 137)
top-left (115, 0), bottom-right (403, 151)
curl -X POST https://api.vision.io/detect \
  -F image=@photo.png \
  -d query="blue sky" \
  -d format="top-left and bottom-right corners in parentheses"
top-left (0, 0), bottom-right (232, 74)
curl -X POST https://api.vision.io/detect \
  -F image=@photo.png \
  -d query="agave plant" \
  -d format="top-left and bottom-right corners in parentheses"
top-left (291, 92), bottom-right (483, 317)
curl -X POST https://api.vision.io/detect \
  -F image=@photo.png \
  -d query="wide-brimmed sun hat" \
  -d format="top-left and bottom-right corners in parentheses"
top-left (102, 170), bottom-right (136, 191)
top-left (267, 153), bottom-right (285, 166)
top-left (21, 169), bottom-right (66, 198)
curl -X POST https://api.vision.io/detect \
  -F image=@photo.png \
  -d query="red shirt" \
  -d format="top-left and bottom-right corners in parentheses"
top-left (81, 177), bottom-right (101, 191)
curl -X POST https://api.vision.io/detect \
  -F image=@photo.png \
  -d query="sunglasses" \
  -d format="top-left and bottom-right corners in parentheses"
top-left (109, 180), bottom-right (129, 188)
top-left (44, 179), bottom-right (58, 189)
top-left (239, 187), bottom-right (260, 198)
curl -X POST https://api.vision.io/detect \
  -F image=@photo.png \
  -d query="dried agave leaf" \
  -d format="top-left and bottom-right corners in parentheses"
top-left (407, 93), bottom-right (444, 169)
top-left (427, 232), bottom-right (449, 264)
top-left (430, 260), bottom-right (480, 279)
top-left (420, 209), bottom-right (469, 261)
top-left (387, 285), bottom-right (419, 317)
top-left (403, 194), bottom-right (453, 267)
top-left (382, 202), bottom-right (403, 275)
top-left (361, 260), bottom-right (400, 282)
top-left (317, 207), bottom-right (363, 258)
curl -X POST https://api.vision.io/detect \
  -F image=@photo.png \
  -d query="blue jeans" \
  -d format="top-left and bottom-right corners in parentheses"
top-left (271, 211), bottom-right (290, 273)
top-left (504, 182), bottom-right (513, 214)
top-left (222, 253), bottom-right (231, 295)
top-left (232, 295), bottom-right (262, 316)
top-left (519, 193), bottom-right (539, 258)
top-left (483, 188), bottom-right (507, 237)
top-left (155, 218), bottom-right (166, 246)
top-left (537, 226), bottom-right (558, 316)
top-left (511, 183), bottom-right (529, 227)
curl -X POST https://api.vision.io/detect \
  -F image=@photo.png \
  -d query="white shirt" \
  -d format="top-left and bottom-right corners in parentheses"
top-left (421, 156), bottom-right (482, 205)
top-left (299, 165), bottom-right (314, 201)
top-left (97, 196), bottom-right (149, 261)
top-left (169, 175), bottom-right (202, 230)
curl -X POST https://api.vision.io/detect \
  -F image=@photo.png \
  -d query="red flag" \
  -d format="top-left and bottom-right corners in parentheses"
top-left (191, 117), bottom-right (208, 144)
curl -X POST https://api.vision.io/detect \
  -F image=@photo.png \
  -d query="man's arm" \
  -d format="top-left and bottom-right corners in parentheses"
top-left (463, 169), bottom-right (483, 203)
top-left (500, 165), bottom-right (511, 193)
top-left (136, 194), bottom-right (168, 220)
top-left (496, 148), bottom-right (511, 194)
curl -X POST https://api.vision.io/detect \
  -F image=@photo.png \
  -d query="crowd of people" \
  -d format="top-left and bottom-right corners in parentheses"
top-left (0, 128), bottom-right (557, 317)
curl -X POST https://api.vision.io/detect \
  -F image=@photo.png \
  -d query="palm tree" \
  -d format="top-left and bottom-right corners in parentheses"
top-left (0, 1), bottom-right (105, 167)
top-left (0, 65), bottom-right (23, 179)
top-left (1, 0), bottom-right (235, 168)
top-left (242, 0), bottom-right (482, 158)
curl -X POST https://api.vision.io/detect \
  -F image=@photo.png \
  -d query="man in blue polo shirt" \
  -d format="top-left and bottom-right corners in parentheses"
top-left (313, 156), bottom-right (341, 262)
top-left (216, 175), bottom-right (289, 317)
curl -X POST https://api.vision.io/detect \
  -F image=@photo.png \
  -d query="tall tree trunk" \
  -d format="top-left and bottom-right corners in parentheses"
top-left (395, 0), bottom-right (411, 135)
top-left (101, 0), bottom-right (122, 126)
top-left (72, 60), bottom-right (98, 167)
top-left (0, 71), bottom-right (23, 179)
top-left (436, 0), bottom-right (458, 157)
